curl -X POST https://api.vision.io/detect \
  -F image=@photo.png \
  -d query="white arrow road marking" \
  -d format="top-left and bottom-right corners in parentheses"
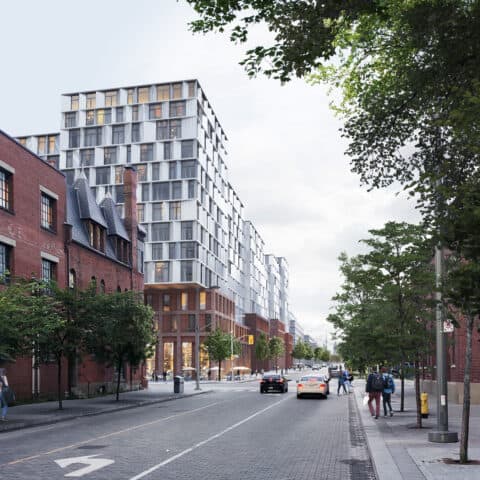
top-left (55, 454), bottom-right (114, 478)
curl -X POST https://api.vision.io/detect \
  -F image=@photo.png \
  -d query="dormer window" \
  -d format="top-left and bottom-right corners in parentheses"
top-left (86, 220), bottom-right (105, 253)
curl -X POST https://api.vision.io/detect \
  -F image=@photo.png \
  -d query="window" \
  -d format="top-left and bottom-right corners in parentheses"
top-left (132, 105), bottom-right (139, 121)
top-left (65, 151), bottom-right (74, 168)
top-left (41, 259), bottom-right (55, 282)
top-left (169, 120), bottom-right (181, 139)
top-left (181, 221), bottom-right (193, 240)
top-left (181, 242), bottom-right (197, 259)
top-left (152, 163), bottom-right (161, 180)
top-left (80, 149), bottom-right (94, 167)
top-left (162, 293), bottom-right (171, 311)
top-left (199, 291), bottom-right (206, 309)
top-left (127, 88), bottom-right (135, 104)
top-left (86, 110), bottom-right (95, 125)
top-left (114, 166), bottom-right (124, 184)
top-left (138, 87), bottom-right (149, 103)
top-left (97, 109), bottom-right (111, 125)
top-left (187, 313), bottom-right (195, 331)
top-left (71, 95), bottom-right (79, 110)
top-left (84, 127), bottom-right (102, 146)
top-left (116, 107), bottom-right (124, 122)
top-left (169, 201), bottom-right (181, 220)
top-left (68, 269), bottom-right (76, 289)
top-left (112, 125), bottom-right (125, 144)
top-left (171, 83), bottom-right (182, 99)
top-left (131, 123), bottom-right (141, 142)
top-left (156, 120), bottom-right (168, 140)
top-left (0, 243), bottom-right (11, 280)
top-left (181, 292), bottom-right (188, 311)
top-left (157, 84), bottom-right (170, 101)
top-left (151, 243), bottom-right (162, 259)
top-left (155, 262), bottom-right (169, 282)
top-left (0, 168), bottom-right (13, 211)
top-left (152, 182), bottom-right (169, 200)
top-left (171, 181), bottom-right (182, 199)
top-left (163, 142), bottom-right (172, 160)
top-left (169, 162), bottom-right (177, 179)
top-left (149, 103), bottom-right (162, 119)
top-left (169, 243), bottom-right (177, 259)
top-left (151, 223), bottom-right (170, 241)
top-left (152, 202), bottom-right (164, 221)
top-left (96, 167), bottom-right (110, 185)
top-left (181, 261), bottom-right (193, 281)
top-left (37, 136), bottom-right (46, 154)
top-left (187, 81), bottom-right (196, 97)
top-left (181, 140), bottom-right (195, 158)
top-left (104, 147), bottom-right (117, 165)
top-left (137, 204), bottom-right (144, 223)
top-left (86, 93), bottom-right (96, 109)
top-left (137, 164), bottom-right (147, 181)
top-left (65, 112), bottom-right (76, 128)
top-left (188, 180), bottom-right (196, 199)
top-left (48, 136), bottom-right (57, 154)
top-left (115, 185), bottom-right (124, 203)
top-left (105, 90), bottom-right (118, 106)
top-left (181, 160), bottom-right (197, 178)
top-left (87, 222), bottom-right (105, 252)
top-left (169, 101), bottom-right (186, 117)
top-left (17, 137), bottom-right (27, 146)
top-left (140, 143), bottom-right (154, 162)
top-left (141, 184), bottom-right (149, 201)
top-left (126, 146), bottom-right (131, 163)
top-left (40, 193), bottom-right (56, 231)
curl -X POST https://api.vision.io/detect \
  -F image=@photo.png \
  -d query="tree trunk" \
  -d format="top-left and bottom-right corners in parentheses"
top-left (57, 356), bottom-right (63, 410)
top-left (116, 357), bottom-right (123, 401)
top-left (218, 360), bottom-right (221, 382)
top-left (400, 366), bottom-right (405, 412)
top-left (414, 358), bottom-right (422, 428)
top-left (460, 313), bottom-right (473, 464)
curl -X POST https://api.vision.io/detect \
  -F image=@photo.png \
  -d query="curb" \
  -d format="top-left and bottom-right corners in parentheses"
top-left (353, 385), bottom-right (403, 480)
top-left (0, 389), bottom-right (212, 434)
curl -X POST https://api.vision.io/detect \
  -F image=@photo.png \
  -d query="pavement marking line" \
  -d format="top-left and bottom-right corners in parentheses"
top-left (128, 396), bottom-right (288, 480)
top-left (2, 401), bottom-right (221, 467)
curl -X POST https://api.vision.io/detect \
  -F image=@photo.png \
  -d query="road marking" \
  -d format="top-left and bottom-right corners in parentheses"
top-left (55, 454), bottom-right (114, 477)
top-left (128, 397), bottom-right (288, 480)
top-left (2, 401), bottom-right (221, 467)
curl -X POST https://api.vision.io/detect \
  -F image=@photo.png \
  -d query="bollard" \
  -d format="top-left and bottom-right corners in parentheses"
top-left (421, 392), bottom-right (429, 418)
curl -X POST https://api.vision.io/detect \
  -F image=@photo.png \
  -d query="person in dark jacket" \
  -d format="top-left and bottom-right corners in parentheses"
top-left (0, 368), bottom-right (9, 421)
top-left (337, 369), bottom-right (347, 395)
top-left (381, 367), bottom-right (395, 417)
top-left (366, 368), bottom-right (383, 419)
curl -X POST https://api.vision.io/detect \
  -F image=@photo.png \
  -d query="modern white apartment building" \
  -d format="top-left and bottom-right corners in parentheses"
top-left (289, 313), bottom-right (305, 345)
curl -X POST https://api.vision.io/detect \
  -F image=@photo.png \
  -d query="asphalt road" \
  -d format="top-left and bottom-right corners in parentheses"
top-left (0, 379), bottom-right (376, 480)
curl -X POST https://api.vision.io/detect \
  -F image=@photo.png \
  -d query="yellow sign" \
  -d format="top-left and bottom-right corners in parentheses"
top-left (248, 335), bottom-right (254, 345)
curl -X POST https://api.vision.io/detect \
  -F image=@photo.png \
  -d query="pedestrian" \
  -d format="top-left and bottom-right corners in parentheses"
top-left (343, 368), bottom-right (351, 394)
top-left (151, 371), bottom-right (155, 382)
top-left (0, 367), bottom-right (9, 421)
top-left (382, 367), bottom-right (395, 417)
top-left (163, 370), bottom-right (167, 382)
top-left (366, 368), bottom-right (384, 419)
top-left (337, 370), bottom-right (347, 395)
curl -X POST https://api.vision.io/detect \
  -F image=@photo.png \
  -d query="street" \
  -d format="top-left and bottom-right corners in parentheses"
top-left (0, 377), bottom-right (375, 480)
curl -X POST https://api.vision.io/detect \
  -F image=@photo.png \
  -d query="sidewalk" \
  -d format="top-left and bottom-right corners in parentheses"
top-left (0, 380), bottom-right (212, 434)
top-left (353, 378), bottom-right (480, 479)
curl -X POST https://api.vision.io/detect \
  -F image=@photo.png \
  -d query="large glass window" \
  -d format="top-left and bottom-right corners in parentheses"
top-left (157, 84), bottom-right (170, 101)
top-left (41, 258), bottom-right (55, 282)
top-left (154, 261), bottom-right (169, 282)
top-left (86, 110), bottom-right (95, 125)
top-left (127, 88), bottom-right (135, 104)
top-left (152, 202), bottom-right (164, 221)
top-left (132, 105), bottom-right (139, 121)
top-left (114, 166), bottom-right (124, 184)
top-left (151, 243), bottom-right (162, 259)
top-left (169, 101), bottom-right (186, 117)
top-left (181, 140), bottom-right (195, 158)
top-left (115, 185), bottom-right (124, 203)
top-left (48, 136), bottom-right (57, 154)
top-left (188, 180), bottom-right (196, 199)
top-left (172, 181), bottom-right (182, 199)
top-left (137, 164), bottom-right (147, 182)
top-left (152, 163), bottom-right (161, 181)
top-left (187, 81), bottom-right (196, 98)
top-left (86, 93), bottom-right (96, 109)
top-left (96, 167), bottom-right (110, 185)
top-left (169, 162), bottom-right (177, 180)
top-left (137, 204), bottom-right (145, 223)
top-left (70, 95), bottom-right (79, 110)
top-left (149, 103), bottom-right (162, 119)
top-left (65, 151), bottom-right (74, 169)
top-left (96, 109), bottom-right (111, 125)
top-left (152, 182), bottom-right (170, 200)
top-left (105, 90), bottom-right (118, 107)
top-left (116, 107), bottom-right (124, 122)
top-left (169, 243), bottom-right (177, 259)
top-left (140, 143), bottom-right (154, 162)
top-left (156, 120), bottom-right (181, 140)
top-left (104, 147), bottom-right (117, 165)
top-left (141, 184), bottom-right (150, 201)
top-left (163, 142), bottom-right (172, 160)
top-left (138, 87), bottom-right (149, 103)
top-left (181, 221), bottom-right (194, 240)
top-left (151, 223), bottom-right (170, 241)
top-left (37, 136), bottom-right (46, 154)
top-left (182, 342), bottom-right (193, 367)
top-left (181, 160), bottom-right (197, 178)
top-left (171, 83), bottom-right (182, 99)
top-left (0, 168), bottom-right (13, 211)
top-left (112, 125), bottom-right (125, 144)
top-left (169, 120), bottom-right (182, 139)
top-left (181, 261), bottom-right (193, 282)
top-left (156, 120), bottom-right (168, 140)
top-left (80, 149), bottom-right (94, 167)
top-left (84, 127), bottom-right (102, 147)
top-left (40, 193), bottom-right (55, 231)
top-left (65, 112), bottom-right (77, 128)
top-left (169, 201), bottom-right (181, 220)
top-left (181, 292), bottom-right (188, 311)
top-left (181, 242), bottom-right (197, 259)
top-left (131, 123), bottom-right (141, 142)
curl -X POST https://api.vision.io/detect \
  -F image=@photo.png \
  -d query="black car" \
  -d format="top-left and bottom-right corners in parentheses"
top-left (260, 374), bottom-right (289, 393)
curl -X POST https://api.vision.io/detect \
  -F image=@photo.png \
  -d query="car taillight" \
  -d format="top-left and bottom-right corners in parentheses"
top-left (320, 383), bottom-right (326, 388)
top-left (260, 380), bottom-right (265, 383)
top-left (278, 379), bottom-right (284, 383)
top-left (298, 384), bottom-right (303, 388)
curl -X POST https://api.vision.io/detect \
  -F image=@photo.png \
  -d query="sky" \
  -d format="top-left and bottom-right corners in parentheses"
top-left (0, 0), bottom-right (420, 348)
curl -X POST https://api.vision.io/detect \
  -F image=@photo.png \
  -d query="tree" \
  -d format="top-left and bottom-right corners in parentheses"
top-left (87, 291), bottom-right (156, 401)
top-left (255, 332), bottom-right (270, 369)
top-left (291, 340), bottom-right (306, 363)
top-left (268, 336), bottom-right (284, 373)
top-left (204, 328), bottom-right (240, 381)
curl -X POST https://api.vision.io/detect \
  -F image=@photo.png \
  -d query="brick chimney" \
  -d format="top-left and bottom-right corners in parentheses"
top-left (123, 166), bottom-right (138, 272)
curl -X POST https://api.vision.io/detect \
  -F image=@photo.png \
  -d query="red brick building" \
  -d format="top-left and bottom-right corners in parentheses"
top-left (0, 130), bottom-right (145, 400)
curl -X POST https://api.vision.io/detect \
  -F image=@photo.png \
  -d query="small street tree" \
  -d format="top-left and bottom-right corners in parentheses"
top-left (87, 290), bottom-right (156, 401)
top-left (268, 337), bottom-right (284, 373)
top-left (204, 328), bottom-right (240, 381)
top-left (254, 333), bottom-right (270, 371)
top-left (291, 340), bottom-right (306, 366)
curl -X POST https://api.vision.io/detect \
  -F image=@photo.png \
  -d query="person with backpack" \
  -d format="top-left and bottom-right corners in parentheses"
top-left (382, 367), bottom-right (395, 417)
top-left (366, 367), bottom-right (384, 419)
top-left (0, 367), bottom-right (9, 421)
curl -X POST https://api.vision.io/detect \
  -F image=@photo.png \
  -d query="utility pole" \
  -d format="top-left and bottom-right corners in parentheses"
top-left (194, 287), bottom-right (201, 391)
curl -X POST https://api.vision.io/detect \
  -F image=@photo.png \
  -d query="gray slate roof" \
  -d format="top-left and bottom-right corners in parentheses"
top-left (100, 195), bottom-right (130, 241)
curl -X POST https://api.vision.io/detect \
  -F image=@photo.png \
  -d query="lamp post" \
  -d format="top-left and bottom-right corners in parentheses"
top-left (194, 287), bottom-right (201, 391)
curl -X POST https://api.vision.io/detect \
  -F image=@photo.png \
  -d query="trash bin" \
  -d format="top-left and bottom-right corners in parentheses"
top-left (174, 376), bottom-right (184, 394)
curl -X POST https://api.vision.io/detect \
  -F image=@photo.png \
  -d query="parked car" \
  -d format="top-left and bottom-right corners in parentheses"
top-left (312, 364), bottom-right (321, 370)
top-left (296, 375), bottom-right (330, 399)
top-left (260, 374), bottom-right (289, 393)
